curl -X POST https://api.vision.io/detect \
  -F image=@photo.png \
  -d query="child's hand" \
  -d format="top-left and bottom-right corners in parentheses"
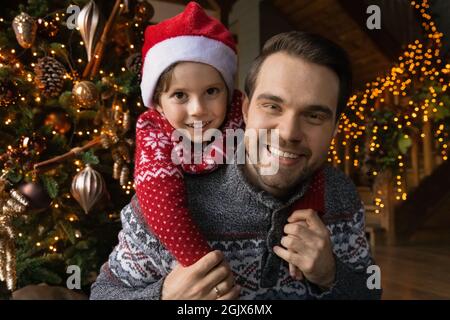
top-left (161, 250), bottom-right (240, 300)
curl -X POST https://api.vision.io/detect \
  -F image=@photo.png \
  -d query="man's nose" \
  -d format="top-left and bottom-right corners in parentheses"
top-left (278, 114), bottom-right (304, 143)
top-left (187, 97), bottom-right (207, 117)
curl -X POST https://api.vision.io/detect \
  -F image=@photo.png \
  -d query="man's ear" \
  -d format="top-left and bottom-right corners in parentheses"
top-left (332, 113), bottom-right (341, 138)
top-left (242, 94), bottom-right (250, 125)
top-left (332, 123), bottom-right (339, 138)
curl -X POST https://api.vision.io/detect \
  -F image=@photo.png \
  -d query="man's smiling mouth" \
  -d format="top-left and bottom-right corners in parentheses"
top-left (267, 145), bottom-right (301, 159)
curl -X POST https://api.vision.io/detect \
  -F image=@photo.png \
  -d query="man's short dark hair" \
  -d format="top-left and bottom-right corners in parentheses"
top-left (244, 31), bottom-right (352, 122)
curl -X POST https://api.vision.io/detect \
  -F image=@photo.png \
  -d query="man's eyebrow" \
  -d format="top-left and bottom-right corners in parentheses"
top-left (304, 105), bottom-right (334, 117)
top-left (256, 93), bottom-right (334, 116)
top-left (255, 93), bottom-right (285, 104)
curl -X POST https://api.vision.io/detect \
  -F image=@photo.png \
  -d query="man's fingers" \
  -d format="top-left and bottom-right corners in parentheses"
top-left (284, 222), bottom-right (317, 240)
top-left (289, 263), bottom-right (296, 277)
top-left (204, 261), bottom-right (230, 283)
top-left (288, 209), bottom-right (326, 234)
top-left (209, 272), bottom-right (235, 299)
top-left (294, 267), bottom-right (304, 281)
top-left (281, 234), bottom-right (303, 253)
top-left (202, 260), bottom-right (232, 297)
top-left (273, 245), bottom-right (301, 267)
top-left (289, 263), bottom-right (304, 280)
top-left (288, 209), bottom-right (320, 225)
top-left (286, 221), bottom-right (307, 280)
top-left (217, 285), bottom-right (241, 300)
top-left (296, 221), bottom-right (308, 227)
top-left (192, 250), bottom-right (224, 276)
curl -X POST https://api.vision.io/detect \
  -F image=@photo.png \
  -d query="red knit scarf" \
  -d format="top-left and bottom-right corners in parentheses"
top-left (290, 168), bottom-right (325, 218)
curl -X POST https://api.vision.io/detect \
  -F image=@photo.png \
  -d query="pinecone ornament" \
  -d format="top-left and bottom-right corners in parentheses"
top-left (125, 53), bottom-right (142, 81)
top-left (34, 57), bottom-right (66, 98)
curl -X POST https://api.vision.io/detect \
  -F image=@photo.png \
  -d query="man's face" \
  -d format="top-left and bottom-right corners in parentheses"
top-left (242, 52), bottom-right (340, 198)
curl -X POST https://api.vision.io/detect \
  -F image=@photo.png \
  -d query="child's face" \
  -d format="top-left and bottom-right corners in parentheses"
top-left (155, 62), bottom-right (228, 143)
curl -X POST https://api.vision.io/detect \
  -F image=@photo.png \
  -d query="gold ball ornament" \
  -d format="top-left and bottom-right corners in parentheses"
top-left (71, 165), bottom-right (107, 214)
top-left (12, 12), bottom-right (37, 49)
top-left (72, 81), bottom-right (99, 108)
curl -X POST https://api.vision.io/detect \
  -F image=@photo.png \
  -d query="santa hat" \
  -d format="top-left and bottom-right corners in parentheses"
top-left (140, 2), bottom-right (237, 107)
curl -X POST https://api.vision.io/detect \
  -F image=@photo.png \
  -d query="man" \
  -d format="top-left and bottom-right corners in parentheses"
top-left (90, 31), bottom-right (381, 300)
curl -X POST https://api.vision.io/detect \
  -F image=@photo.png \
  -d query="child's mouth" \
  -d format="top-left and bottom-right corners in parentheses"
top-left (186, 121), bottom-right (212, 129)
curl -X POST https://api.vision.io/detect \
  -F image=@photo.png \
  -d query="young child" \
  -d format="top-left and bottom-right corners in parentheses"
top-left (134, 2), bottom-right (243, 267)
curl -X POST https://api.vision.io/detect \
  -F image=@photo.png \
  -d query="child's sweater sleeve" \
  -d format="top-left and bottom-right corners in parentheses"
top-left (134, 109), bottom-right (212, 267)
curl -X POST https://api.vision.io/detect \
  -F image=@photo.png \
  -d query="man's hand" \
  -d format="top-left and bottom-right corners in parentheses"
top-left (161, 250), bottom-right (241, 300)
top-left (273, 209), bottom-right (336, 288)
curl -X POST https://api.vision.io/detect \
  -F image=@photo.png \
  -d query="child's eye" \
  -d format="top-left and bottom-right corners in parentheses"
top-left (172, 91), bottom-right (187, 100)
top-left (206, 87), bottom-right (219, 95)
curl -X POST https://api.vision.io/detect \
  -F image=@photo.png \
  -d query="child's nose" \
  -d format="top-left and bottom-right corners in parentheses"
top-left (187, 98), bottom-right (207, 117)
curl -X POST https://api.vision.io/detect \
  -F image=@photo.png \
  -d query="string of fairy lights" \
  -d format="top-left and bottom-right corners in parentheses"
top-left (329, 0), bottom-right (450, 214)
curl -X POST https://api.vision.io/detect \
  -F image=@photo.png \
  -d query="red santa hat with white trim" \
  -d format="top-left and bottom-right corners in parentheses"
top-left (140, 1), bottom-right (237, 107)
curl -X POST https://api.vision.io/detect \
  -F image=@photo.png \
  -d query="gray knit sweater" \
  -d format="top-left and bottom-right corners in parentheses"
top-left (90, 164), bottom-right (381, 300)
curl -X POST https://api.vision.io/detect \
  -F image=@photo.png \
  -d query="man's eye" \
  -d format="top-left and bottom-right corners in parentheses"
top-left (206, 87), bottom-right (219, 95)
top-left (306, 112), bottom-right (326, 124)
top-left (263, 104), bottom-right (280, 111)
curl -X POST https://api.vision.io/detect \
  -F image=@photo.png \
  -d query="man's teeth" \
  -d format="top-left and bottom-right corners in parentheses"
top-left (267, 145), bottom-right (300, 159)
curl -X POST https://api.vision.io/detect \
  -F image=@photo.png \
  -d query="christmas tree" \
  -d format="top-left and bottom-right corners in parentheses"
top-left (0, 0), bottom-right (154, 295)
